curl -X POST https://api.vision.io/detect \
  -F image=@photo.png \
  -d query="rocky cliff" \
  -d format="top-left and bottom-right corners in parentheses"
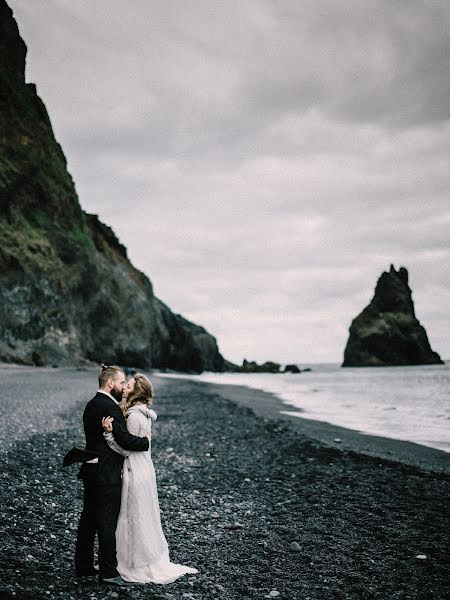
top-left (0, 0), bottom-right (225, 372)
top-left (342, 265), bottom-right (443, 367)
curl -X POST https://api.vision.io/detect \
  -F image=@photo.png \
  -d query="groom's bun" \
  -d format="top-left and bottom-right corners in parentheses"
top-left (98, 363), bottom-right (122, 386)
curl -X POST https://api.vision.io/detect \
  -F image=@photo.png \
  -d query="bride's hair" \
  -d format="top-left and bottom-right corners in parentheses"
top-left (122, 373), bottom-right (154, 417)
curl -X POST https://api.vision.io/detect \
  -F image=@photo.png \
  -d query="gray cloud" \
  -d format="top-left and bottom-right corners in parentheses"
top-left (9, 0), bottom-right (450, 363)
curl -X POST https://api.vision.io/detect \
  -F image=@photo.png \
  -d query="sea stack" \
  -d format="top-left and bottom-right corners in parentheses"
top-left (342, 265), bottom-right (443, 367)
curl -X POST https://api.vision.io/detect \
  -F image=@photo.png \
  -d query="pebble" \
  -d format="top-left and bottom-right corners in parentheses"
top-left (224, 522), bottom-right (244, 529)
top-left (289, 542), bottom-right (301, 552)
top-left (416, 554), bottom-right (427, 560)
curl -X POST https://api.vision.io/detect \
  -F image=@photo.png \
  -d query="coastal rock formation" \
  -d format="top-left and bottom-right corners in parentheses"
top-left (233, 360), bottom-right (281, 373)
top-left (0, 0), bottom-right (224, 372)
top-left (282, 365), bottom-right (311, 374)
top-left (342, 265), bottom-right (443, 367)
top-left (225, 361), bottom-right (311, 374)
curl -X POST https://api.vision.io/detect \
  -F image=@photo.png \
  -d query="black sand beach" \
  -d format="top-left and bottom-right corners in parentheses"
top-left (199, 379), bottom-right (450, 474)
top-left (0, 366), bottom-right (449, 600)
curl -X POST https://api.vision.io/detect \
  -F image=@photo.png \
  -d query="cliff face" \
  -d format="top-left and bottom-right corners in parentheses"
top-left (342, 265), bottom-right (443, 367)
top-left (0, 0), bottom-right (225, 372)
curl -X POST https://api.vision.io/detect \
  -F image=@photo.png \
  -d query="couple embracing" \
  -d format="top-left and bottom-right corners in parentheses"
top-left (65, 364), bottom-right (197, 587)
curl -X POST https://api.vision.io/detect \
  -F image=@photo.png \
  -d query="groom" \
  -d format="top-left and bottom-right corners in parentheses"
top-left (72, 364), bottom-right (149, 586)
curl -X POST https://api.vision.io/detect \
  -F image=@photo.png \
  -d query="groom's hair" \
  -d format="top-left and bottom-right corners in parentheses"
top-left (98, 364), bottom-right (123, 387)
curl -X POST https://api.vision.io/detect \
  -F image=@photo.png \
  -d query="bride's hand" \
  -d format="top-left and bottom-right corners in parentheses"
top-left (102, 416), bottom-right (114, 433)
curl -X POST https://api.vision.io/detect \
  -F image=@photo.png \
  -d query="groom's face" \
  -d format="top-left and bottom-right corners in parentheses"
top-left (110, 371), bottom-right (125, 402)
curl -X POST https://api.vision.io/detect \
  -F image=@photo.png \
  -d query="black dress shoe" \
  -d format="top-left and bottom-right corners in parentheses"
top-left (76, 566), bottom-right (99, 577)
top-left (100, 576), bottom-right (133, 587)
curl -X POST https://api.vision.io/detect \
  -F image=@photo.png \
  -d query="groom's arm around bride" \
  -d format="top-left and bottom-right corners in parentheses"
top-left (78, 389), bottom-right (149, 485)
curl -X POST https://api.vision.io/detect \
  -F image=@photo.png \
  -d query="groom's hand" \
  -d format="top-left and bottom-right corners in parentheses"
top-left (102, 416), bottom-right (114, 432)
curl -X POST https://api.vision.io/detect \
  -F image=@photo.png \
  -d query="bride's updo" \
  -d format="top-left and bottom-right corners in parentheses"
top-left (122, 373), bottom-right (154, 416)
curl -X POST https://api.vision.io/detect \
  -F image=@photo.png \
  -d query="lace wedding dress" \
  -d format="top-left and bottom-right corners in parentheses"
top-left (104, 404), bottom-right (198, 584)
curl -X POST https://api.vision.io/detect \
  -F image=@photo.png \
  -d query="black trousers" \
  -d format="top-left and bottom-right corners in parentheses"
top-left (75, 473), bottom-right (122, 579)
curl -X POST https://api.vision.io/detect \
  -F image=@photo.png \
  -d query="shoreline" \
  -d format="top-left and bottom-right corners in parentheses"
top-left (1, 362), bottom-right (448, 474)
top-left (153, 374), bottom-right (450, 474)
top-left (1, 362), bottom-right (447, 474)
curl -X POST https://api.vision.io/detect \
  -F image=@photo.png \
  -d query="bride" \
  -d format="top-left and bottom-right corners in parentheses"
top-left (101, 372), bottom-right (197, 584)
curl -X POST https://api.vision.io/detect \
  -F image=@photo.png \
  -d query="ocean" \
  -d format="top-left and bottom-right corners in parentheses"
top-left (159, 362), bottom-right (450, 453)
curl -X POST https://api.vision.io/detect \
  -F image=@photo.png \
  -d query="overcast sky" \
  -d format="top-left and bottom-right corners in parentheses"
top-left (9, 0), bottom-right (450, 364)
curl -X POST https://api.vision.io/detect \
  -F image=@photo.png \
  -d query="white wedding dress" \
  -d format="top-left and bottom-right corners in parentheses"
top-left (104, 404), bottom-right (198, 584)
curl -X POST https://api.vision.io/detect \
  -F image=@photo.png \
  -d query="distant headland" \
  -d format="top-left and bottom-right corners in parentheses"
top-left (225, 360), bottom-right (312, 374)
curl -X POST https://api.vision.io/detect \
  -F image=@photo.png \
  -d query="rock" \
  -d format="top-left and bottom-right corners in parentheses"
top-left (284, 364), bottom-right (301, 373)
top-left (0, 1), bottom-right (227, 374)
top-left (268, 592), bottom-right (280, 598)
top-left (289, 542), bottom-right (301, 552)
top-left (342, 265), bottom-right (443, 367)
top-left (334, 438), bottom-right (342, 443)
top-left (223, 522), bottom-right (244, 530)
top-left (416, 554), bottom-right (427, 560)
top-left (233, 359), bottom-right (281, 373)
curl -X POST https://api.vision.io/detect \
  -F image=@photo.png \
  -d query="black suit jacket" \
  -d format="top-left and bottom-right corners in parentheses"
top-left (77, 391), bottom-right (149, 485)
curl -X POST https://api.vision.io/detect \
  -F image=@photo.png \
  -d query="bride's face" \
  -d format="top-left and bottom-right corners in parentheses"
top-left (122, 378), bottom-right (135, 399)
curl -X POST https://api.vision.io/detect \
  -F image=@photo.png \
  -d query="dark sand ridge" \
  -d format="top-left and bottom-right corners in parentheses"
top-left (0, 365), bottom-right (449, 599)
